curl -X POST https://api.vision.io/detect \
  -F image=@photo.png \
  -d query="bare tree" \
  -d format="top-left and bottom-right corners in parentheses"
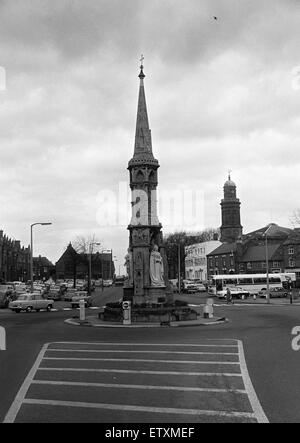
top-left (73, 234), bottom-right (101, 255)
top-left (290, 209), bottom-right (300, 228)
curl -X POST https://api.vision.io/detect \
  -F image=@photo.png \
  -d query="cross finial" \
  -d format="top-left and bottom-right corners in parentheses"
top-left (138, 54), bottom-right (145, 79)
top-left (228, 169), bottom-right (232, 180)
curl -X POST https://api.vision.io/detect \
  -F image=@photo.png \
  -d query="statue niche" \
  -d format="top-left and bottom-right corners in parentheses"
top-left (149, 245), bottom-right (165, 287)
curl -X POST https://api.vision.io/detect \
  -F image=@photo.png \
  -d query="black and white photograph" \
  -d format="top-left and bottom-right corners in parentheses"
top-left (0, 0), bottom-right (300, 427)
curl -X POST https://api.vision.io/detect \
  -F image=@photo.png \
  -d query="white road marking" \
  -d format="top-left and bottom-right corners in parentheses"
top-left (32, 379), bottom-right (246, 394)
top-left (47, 341), bottom-right (238, 348)
top-left (3, 343), bottom-right (49, 423)
top-left (21, 398), bottom-right (257, 420)
top-left (238, 340), bottom-right (269, 423)
top-left (46, 348), bottom-right (238, 356)
top-left (43, 357), bottom-right (240, 365)
top-left (38, 367), bottom-right (242, 377)
top-left (3, 340), bottom-right (268, 423)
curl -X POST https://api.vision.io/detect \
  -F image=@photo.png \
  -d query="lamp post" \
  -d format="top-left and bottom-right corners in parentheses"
top-left (264, 225), bottom-right (273, 304)
top-left (88, 242), bottom-right (101, 296)
top-left (98, 248), bottom-right (108, 292)
top-left (30, 222), bottom-right (52, 293)
top-left (108, 249), bottom-right (116, 280)
top-left (178, 243), bottom-right (181, 294)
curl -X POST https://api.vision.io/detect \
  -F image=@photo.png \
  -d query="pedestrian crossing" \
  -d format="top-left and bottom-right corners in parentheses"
top-left (3, 340), bottom-right (268, 423)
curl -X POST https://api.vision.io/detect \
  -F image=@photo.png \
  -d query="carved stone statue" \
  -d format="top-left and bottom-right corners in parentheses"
top-left (124, 248), bottom-right (133, 286)
top-left (149, 245), bottom-right (165, 287)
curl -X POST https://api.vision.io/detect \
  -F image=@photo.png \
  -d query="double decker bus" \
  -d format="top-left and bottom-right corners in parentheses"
top-left (208, 273), bottom-right (296, 296)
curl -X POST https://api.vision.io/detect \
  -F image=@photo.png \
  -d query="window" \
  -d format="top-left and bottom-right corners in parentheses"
top-left (223, 278), bottom-right (238, 286)
top-left (247, 262), bottom-right (252, 270)
top-left (288, 247), bottom-right (294, 255)
top-left (269, 277), bottom-right (281, 284)
top-left (272, 261), bottom-right (280, 268)
top-left (238, 277), bottom-right (253, 285)
top-left (254, 277), bottom-right (267, 284)
top-left (289, 257), bottom-right (295, 268)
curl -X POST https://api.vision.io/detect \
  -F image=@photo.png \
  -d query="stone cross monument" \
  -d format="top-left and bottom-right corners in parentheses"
top-left (123, 60), bottom-right (170, 305)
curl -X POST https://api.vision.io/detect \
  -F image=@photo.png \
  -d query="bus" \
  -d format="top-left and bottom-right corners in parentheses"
top-left (208, 273), bottom-right (296, 296)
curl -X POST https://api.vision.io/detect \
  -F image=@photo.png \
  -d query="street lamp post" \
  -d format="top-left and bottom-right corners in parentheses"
top-left (88, 242), bottom-right (101, 296)
top-left (178, 243), bottom-right (181, 295)
top-left (30, 222), bottom-right (52, 293)
top-left (264, 225), bottom-right (273, 304)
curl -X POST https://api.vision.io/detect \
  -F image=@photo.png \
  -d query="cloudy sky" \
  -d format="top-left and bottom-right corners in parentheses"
top-left (1, 0), bottom-right (300, 270)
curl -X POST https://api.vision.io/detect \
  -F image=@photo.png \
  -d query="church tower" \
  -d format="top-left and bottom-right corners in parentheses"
top-left (220, 173), bottom-right (243, 243)
top-left (125, 60), bottom-right (169, 304)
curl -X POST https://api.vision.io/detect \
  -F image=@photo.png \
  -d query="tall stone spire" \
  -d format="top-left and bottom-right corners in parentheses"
top-left (125, 58), bottom-right (169, 304)
top-left (129, 58), bottom-right (158, 168)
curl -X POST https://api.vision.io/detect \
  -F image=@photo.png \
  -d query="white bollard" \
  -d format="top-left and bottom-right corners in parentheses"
top-left (0, 326), bottom-right (6, 350)
top-left (79, 299), bottom-right (85, 321)
top-left (122, 301), bottom-right (131, 325)
top-left (203, 304), bottom-right (214, 319)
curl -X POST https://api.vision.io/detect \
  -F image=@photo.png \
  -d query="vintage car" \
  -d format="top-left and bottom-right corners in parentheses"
top-left (9, 293), bottom-right (54, 313)
top-left (217, 286), bottom-right (250, 299)
top-left (259, 287), bottom-right (288, 298)
top-left (63, 288), bottom-right (79, 302)
top-left (70, 291), bottom-right (92, 309)
top-left (46, 288), bottom-right (61, 301)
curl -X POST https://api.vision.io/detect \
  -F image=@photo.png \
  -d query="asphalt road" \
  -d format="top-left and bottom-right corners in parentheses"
top-left (0, 287), bottom-right (300, 423)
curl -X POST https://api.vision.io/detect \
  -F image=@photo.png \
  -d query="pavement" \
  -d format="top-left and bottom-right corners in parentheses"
top-left (65, 314), bottom-right (228, 328)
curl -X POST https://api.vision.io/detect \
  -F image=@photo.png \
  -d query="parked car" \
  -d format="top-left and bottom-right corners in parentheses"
top-left (103, 280), bottom-right (113, 287)
top-left (192, 281), bottom-right (207, 292)
top-left (114, 276), bottom-right (125, 286)
top-left (94, 279), bottom-right (103, 287)
top-left (0, 284), bottom-right (16, 301)
top-left (182, 280), bottom-right (198, 293)
top-left (169, 279), bottom-right (179, 293)
top-left (0, 292), bottom-right (10, 308)
top-left (63, 288), bottom-right (78, 302)
top-left (71, 291), bottom-right (92, 309)
top-left (259, 287), bottom-right (288, 298)
top-left (47, 288), bottom-right (61, 301)
top-left (217, 286), bottom-right (250, 299)
top-left (9, 293), bottom-right (54, 313)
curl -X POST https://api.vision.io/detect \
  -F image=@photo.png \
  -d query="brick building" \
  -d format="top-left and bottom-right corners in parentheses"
top-left (55, 243), bottom-right (115, 281)
top-left (0, 230), bottom-right (30, 282)
top-left (33, 256), bottom-right (55, 281)
top-left (207, 223), bottom-right (300, 282)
